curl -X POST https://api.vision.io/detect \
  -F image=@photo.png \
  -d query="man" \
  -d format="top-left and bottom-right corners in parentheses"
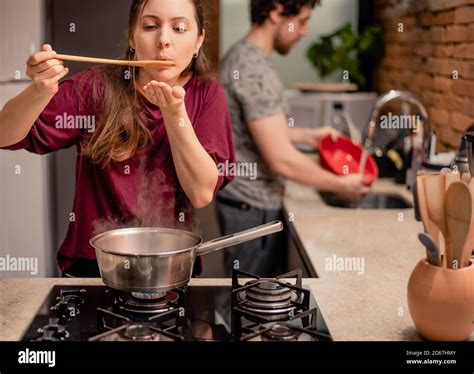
top-left (217, 0), bottom-right (370, 277)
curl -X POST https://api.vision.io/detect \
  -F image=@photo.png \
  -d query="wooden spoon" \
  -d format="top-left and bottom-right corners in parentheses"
top-left (444, 170), bottom-right (460, 190)
top-left (440, 170), bottom-right (460, 265)
top-left (56, 54), bottom-right (175, 68)
top-left (445, 182), bottom-right (472, 269)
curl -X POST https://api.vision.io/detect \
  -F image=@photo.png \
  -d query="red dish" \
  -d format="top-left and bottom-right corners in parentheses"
top-left (319, 134), bottom-right (379, 186)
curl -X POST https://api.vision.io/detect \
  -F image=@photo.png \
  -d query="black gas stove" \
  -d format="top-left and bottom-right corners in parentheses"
top-left (21, 269), bottom-right (332, 342)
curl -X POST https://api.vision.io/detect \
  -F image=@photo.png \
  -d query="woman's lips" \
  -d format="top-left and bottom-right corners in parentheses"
top-left (156, 58), bottom-right (174, 67)
top-left (149, 58), bottom-right (175, 69)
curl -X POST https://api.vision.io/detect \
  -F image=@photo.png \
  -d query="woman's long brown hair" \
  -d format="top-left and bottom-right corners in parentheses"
top-left (81, 0), bottom-right (212, 167)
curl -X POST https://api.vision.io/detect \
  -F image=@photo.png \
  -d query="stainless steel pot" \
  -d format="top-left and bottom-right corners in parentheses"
top-left (90, 221), bottom-right (283, 293)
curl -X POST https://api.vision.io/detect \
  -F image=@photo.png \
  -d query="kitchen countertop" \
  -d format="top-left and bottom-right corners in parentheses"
top-left (283, 178), bottom-right (473, 341)
top-left (1, 179), bottom-right (472, 341)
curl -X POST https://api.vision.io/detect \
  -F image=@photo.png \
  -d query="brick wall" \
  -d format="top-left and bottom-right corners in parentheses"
top-left (374, 0), bottom-right (474, 151)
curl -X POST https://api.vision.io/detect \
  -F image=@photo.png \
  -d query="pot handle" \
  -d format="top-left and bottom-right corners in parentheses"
top-left (196, 220), bottom-right (284, 257)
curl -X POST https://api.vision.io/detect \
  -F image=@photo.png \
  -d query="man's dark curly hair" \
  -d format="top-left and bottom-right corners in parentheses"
top-left (251, 0), bottom-right (320, 25)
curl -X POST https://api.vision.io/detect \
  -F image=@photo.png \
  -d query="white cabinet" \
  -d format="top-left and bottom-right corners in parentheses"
top-left (0, 84), bottom-right (56, 278)
top-left (0, 0), bottom-right (44, 82)
top-left (0, 0), bottom-right (56, 277)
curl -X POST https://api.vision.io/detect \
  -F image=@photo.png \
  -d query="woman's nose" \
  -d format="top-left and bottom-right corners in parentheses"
top-left (157, 31), bottom-right (171, 48)
top-left (158, 39), bottom-right (171, 48)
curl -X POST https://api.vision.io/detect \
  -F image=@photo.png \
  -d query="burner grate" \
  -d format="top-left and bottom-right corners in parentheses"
top-left (231, 269), bottom-right (310, 324)
top-left (240, 309), bottom-right (332, 342)
top-left (90, 306), bottom-right (190, 341)
top-left (231, 269), bottom-right (331, 341)
top-left (116, 290), bottom-right (180, 315)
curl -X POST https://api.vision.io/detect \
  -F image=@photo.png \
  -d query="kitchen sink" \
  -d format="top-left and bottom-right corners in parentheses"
top-left (319, 191), bottom-right (413, 209)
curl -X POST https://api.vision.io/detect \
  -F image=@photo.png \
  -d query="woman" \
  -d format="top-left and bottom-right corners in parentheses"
top-left (0, 0), bottom-right (235, 277)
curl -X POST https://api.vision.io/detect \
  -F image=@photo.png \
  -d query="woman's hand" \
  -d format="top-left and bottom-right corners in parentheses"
top-left (143, 81), bottom-right (186, 116)
top-left (26, 44), bottom-right (69, 96)
top-left (142, 81), bottom-right (217, 208)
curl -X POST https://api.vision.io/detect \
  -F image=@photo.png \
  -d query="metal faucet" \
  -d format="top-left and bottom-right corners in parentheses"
top-left (331, 108), bottom-right (362, 144)
top-left (364, 90), bottom-right (433, 165)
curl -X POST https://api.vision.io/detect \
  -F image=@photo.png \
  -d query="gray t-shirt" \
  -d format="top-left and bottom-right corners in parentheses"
top-left (218, 40), bottom-right (288, 210)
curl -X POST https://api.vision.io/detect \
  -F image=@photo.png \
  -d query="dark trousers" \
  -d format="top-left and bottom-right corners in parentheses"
top-left (216, 196), bottom-right (288, 278)
top-left (62, 259), bottom-right (101, 278)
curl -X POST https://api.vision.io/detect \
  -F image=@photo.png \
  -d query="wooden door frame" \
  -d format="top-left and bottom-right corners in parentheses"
top-left (204, 0), bottom-right (220, 71)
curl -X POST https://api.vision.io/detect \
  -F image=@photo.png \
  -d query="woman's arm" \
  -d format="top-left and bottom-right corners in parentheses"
top-left (144, 81), bottom-right (218, 209)
top-left (163, 107), bottom-right (218, 209)
top-left (0, 44), bottom-right (69, 148)
top-left (0, 85), bottom-right (56, 147)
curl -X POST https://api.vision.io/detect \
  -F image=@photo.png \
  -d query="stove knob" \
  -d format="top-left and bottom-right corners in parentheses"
top-left (48, 317), bottom-right (60, 326)
top-left (35, 330), bottom-right (58, 342)
top-left (63, 294), bottom-right (84, 306)
top-left (51, 300), bottom-right (79, 319)
top-left (37, 318), bottom-right (70, 340)
top-left (53, 325), bottom-right (69, 340)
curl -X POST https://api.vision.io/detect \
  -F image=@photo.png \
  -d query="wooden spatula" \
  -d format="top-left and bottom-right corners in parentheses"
top-left (56, 54), bottom-right (175, 68)
top-left (445, 181), bottom-right (472, 269)
top-left (423, 174), bottom-right (448, 244)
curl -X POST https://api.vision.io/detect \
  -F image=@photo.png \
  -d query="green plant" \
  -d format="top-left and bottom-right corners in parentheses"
top-left (306, 22), bottom-right (385, 90)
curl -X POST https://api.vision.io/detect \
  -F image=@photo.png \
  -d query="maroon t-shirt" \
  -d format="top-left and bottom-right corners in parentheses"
top-left (1, 68), bottom-right (235, 271)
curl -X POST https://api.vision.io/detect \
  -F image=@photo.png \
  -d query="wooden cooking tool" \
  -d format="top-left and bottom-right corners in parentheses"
top-left (56, 54), bottom-right (175, 68)
top-left (445, 182), bottom-right (472, 269)
top-left (444, 171), bottom-right (460, 190)
top-left (423, 174), bottom-right (448, 242)
top-left (463, 182), bottom-right (474, 266)
top-left (416, 175), bottom-right (441, 250)
top-left (440, 170), bottom-right (460, 266)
